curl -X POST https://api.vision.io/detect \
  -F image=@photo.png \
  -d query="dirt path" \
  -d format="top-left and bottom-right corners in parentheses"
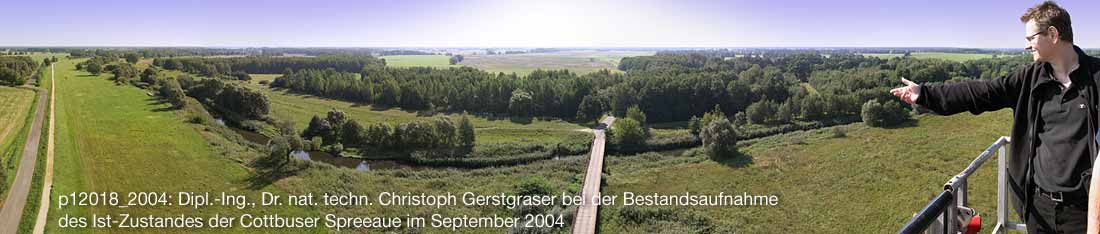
top-left (32, 64), bottom-right (55, 234)
top-left (571, 116), bottom-right (615, 234)
top-left (0, 65), bottom-right (50, 234)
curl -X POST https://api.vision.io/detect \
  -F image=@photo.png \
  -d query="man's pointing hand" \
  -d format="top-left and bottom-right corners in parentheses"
top-left (890, 77), bottom-right (921, 105)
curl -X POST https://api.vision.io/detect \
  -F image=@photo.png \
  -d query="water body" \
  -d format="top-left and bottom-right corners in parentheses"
top-left (230, 127), bottom-right (271, 145)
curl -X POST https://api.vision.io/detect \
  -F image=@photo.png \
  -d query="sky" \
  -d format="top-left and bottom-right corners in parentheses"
top-left (2, 0), bottom-right (1098, 48)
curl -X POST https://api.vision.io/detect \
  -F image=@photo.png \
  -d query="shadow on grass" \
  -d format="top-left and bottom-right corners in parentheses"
top-left (367, 104), bottom-right (419, 115)
top-left (144, 97), bottom-right (179, 112)
top-left (466, 112), bottom-right (537, 125)
top-left (509, 116), bottom-right (533, 124)
top-left (590, 121), bottom-right (609, 130)
top-left (713, 151), bottom-right (754, 168)
top-left (881, 119), bottom-right (920, 129)
top-left (246, 158), bottom-right (309, 190)
top-left (649, 121), bottom-right (690, 130)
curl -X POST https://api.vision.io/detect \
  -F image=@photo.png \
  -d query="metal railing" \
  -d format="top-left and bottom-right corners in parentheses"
top-left (898, 136), bottom-right (1026, 234)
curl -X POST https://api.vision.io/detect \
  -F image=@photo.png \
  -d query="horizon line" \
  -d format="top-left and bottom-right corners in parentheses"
top-left (0, 45), bottom-right (1054, 50)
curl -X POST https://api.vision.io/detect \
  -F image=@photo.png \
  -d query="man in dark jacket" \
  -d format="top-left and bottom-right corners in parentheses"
top-left (890, 2), bottom-right (1099, 233)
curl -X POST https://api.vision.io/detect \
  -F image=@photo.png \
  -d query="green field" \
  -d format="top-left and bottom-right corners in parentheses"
top-left (240, 79), bottom-right (590, 145)
top-left (0, 86), bottom-right (35, 152)
top-left (598, 109), bottom-right (1016, 233)
top-left (249, 74), bottom-right (280, 83)
top-left (379, 55), bottom-right (462, 68)
top-left (0, 85), bottom-right (37, 204)
top-left (459, 50), bottom-right (652, 76)
top-left (380, 51), bottom-right (653, 76)
top-left (46, 58), bottom-right (323, 233)
top-left (862, 52), bottom-right (996, 62)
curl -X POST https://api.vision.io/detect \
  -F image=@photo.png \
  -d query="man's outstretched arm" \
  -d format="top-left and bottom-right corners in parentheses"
top-left (890, 71), bottom-right (1022, 116)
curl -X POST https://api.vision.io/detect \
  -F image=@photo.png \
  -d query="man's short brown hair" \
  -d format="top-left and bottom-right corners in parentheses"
top-left (1020, 1), bottom-right (1073, 42)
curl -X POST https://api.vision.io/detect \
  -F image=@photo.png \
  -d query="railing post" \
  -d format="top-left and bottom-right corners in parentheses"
top-left (996, 139), bottom-right (1008, 234)
top-left (928, 216), bottom-right (943, 234)
top-left (957, 179), bottom-right (967, 207)
top-left (945, 190), bottom-right (955, 234)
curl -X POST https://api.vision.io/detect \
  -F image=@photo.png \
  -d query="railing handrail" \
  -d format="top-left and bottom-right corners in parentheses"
top-left (899, 191), bottom-right (955, 234)
top-left (897, 136), bottom-right (1020, 234)
top-left (946, 137), bottom-right (1010, 190)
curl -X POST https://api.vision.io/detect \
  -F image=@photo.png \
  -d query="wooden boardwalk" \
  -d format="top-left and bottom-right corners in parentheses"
top-left (572, 116), bottom-right (615, 234)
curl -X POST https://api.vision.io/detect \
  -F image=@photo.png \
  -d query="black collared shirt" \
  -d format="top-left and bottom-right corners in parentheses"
top-left (1033, 61), bottom-right (1094, 192)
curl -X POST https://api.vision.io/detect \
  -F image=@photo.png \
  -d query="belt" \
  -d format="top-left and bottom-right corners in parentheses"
top-left (1035, 187), bottom-right (1086, 203)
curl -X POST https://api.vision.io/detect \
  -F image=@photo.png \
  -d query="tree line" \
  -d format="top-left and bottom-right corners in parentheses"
top-left (164, 50), bottom-right (1037, 129)
top-left (0, 56), bottom-right (39, 86)
top-left (152, 55), bottom-right (385, 78)
top-left (300, 109), bottom-right (475, 154)
top-left (270, 66), bottom-right (615, 120)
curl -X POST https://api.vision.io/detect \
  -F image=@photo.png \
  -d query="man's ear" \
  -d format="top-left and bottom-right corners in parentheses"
top-left (1047, 26), bottom-right (1062, 44)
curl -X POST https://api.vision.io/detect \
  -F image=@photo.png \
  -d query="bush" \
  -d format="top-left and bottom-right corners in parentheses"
top-left (700, 117), bottom-right (738, 161)
top-left (688, 116), bottom-right (701, 135)
top-left (458, 112), bottom-right (475, 148)
top-left (861, 99), bottom-right (910, 127)
top-left (189, 116), bottom-right (206, 124)
top-left (408, 149), bottom-right (555, 168)
top-left (325, 143), bottom-right (344, 155)
top-left (515, 176), bottom-right (554, 196)
top-left (267, 136), bottom-right (292, 166)
top-left (697, 105), bottom-right (726, 136)
top-left (610, 132), bottom-right (699, 155)
top-left (230, 71), bottom-right (252, 81)
top-left (626, 105), bottom-right (647, 124)
top-left (159, 78), bottom-right (187, 108)
top-left (341, 120), bottom-right (365, 147)
top-left (553, 136), bottom-right (593, 155)
top-left (746, 100), bottom-right (779, 125)
top-left (404, 139), bottom-right (590, 168)
top-left (187, 79), bottom-right (269, 122)
top-left (610, 118), bottom-right (647, 146)
top-left (310, 137), bottom-right (323, 151)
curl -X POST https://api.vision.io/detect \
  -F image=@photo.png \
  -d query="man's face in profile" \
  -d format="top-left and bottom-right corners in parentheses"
top-left (1025, 19), bottom-right (1053, 62)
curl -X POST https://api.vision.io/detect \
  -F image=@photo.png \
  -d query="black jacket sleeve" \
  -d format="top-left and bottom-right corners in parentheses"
top-left (915, 69), bottom-right (1026, 116)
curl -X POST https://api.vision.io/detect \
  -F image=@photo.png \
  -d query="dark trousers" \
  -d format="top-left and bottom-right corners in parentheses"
top-left (1027, 188), bottom-right (1088, 234)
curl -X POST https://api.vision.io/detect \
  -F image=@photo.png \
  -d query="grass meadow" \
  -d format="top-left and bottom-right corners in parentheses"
top-left (380, 55), bottom-right (462, 69)
top-left (45, 58), bottom-right (324, 234)
top-left (0, 86), bottom-right (36, 161)
top-left (597, 109), bottom-right (1017, 233)
top-left (0, 85), bottom-right (37, 209)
